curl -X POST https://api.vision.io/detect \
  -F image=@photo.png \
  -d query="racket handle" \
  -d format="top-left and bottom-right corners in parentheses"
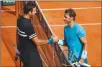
top-left (82, 63), bottom-right (91, 67)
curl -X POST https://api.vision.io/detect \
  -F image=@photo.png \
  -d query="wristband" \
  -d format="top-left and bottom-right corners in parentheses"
top-left (81, 50), bottom-right (87, 59)
top-left (58, 39), bottom-right (64, 46)
top-left (48, 38), bottom-right (54, 44)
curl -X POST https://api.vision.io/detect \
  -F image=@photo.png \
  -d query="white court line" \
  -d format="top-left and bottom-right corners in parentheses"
top-left (1, 26), bottom-right (16, 28)
top-left (1, 23), bottom-right (101, 28)
top-left (1, 7), bottom-right (101, 12)
top-left (1, 10), bottom-right (15, 11)
top-left (42, 7), bottom-right (102, 11)
top-left (50, 23), bottom-right (102, 27)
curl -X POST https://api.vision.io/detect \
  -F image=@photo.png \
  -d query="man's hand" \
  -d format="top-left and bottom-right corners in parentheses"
top-left (78, 50), bottom-right (87, 65)
top-left (52, 35), bottom-right (59, 43)
top-left (51, 35), bottom-right (64, 46)
top-left (48, 35), bottom-right (59, 44)
top-left (78, 58), bottom-right (84, 65)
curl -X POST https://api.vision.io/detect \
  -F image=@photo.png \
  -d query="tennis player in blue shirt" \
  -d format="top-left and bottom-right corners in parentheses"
top-left (48, 8), bottom-right (88, 67)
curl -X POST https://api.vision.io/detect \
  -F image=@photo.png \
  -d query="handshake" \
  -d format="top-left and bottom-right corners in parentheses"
top-left (48, 35), bottom-right (59, 44)
top-left (48, 35), bottom-right (64, 45)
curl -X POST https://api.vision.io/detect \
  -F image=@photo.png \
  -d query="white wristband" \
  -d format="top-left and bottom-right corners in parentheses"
top-left (81, 50), bottom-right (87, 59)
top-left (58, 39), bottom-right (64, 46)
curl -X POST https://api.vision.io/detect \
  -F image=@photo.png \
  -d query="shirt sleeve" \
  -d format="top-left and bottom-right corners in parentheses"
top-left (24, 22), bottom-right (36, 39)
top-left (77, 25), bottom-right (86, 38)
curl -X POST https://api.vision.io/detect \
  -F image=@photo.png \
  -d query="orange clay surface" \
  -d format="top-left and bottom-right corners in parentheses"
top-left (1, 2), bottom-right (101, 67)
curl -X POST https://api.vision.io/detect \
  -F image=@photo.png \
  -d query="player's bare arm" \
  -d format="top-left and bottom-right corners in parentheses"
top-left (80, 36), bottom-right (87, 50)
top-left (31, 36), bottom-right (43, 46)
top-left (32, 37), bottom-right (50, 45)
top-left (79, 36), bottom-right (88, 64)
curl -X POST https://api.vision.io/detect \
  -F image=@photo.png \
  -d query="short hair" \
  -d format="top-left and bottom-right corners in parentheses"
top-left (65, 8), bottom-right (76, 20)
top-left (23, 2), bottom-right (36, 14)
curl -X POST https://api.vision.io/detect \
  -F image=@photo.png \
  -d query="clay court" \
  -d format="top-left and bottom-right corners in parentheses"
top-left (1, 1), bottom-right (101, 67)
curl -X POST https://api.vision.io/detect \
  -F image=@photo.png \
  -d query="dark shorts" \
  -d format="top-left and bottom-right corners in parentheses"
top-left (20, 51), bottom-right (43, 67)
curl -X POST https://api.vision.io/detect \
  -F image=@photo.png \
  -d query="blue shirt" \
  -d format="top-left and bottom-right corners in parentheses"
top-left (64, 23), bottom-right (86, 62)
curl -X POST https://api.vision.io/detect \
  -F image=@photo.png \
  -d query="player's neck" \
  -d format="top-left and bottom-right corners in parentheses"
top-left (23, 14), bottom-right (30, 19)
top-left (68, 21), bottom-right (74, 28)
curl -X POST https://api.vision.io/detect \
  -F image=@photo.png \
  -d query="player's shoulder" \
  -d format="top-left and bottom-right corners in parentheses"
top-left (17, 16), bottom-right (23, 21)
top-left (64, 25), bottom-right (67, 28)
top-left (74, 23), bottom-right (86, 33)
top-left (18, 16), bottom-right (31, 25)
top-left (74, 23), bottom-right (83, 29)
top-left (17, 16), bottom-right (24, 24)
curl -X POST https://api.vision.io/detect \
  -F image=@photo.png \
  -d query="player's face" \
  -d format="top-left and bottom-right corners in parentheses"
top-left (32, 7), bottom-right (37, 15)
top-left (29, 7), bottom-right (36, 17)
top-left (64, 13), bottom-right (73, 24)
